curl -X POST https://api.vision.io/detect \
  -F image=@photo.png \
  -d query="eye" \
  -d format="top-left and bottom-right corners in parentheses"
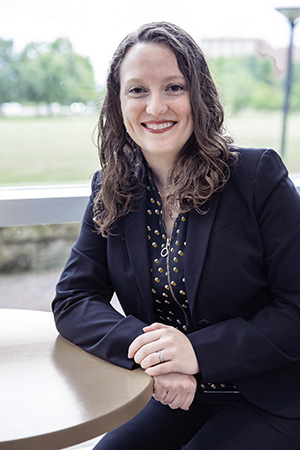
top-left (167, 84), bottom-right (185, 94)
top-left (128, 87), bottom-right (146, 96)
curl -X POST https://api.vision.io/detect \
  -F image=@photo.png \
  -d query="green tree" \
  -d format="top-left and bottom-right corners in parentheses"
top-left (210, 55), bottom-right (283, 113)
top-left (0, 39), bottom-right (19, 103)
top-left (17, 38), bottom-right (97, 104)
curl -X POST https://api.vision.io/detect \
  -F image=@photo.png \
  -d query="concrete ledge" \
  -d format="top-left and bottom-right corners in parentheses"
top-left (0, 178), bottom-right (299, 227)
top-left (0, 184), bottom-right (90, 227)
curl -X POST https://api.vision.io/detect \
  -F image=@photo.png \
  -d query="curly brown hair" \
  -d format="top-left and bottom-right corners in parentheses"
top-left (94, 21), bottom-right (236, 236)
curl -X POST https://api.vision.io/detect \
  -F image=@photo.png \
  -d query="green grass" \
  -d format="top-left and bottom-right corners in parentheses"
top-left (0, 111), bottom-right (299, 187)
top-left (226, 111), bottom-right (300, 175)
top-left (0, 115), bottom-right (100, 185)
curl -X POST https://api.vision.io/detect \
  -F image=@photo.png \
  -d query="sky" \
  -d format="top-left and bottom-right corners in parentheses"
top-left (2, 0), bottom-right (300, 85)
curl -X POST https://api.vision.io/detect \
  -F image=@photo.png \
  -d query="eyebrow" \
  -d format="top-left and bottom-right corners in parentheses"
top-left (124, 74), bottom-right (186, 86)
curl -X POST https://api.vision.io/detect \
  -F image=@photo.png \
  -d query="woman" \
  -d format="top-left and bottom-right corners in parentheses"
top-left (52, 22), bottom-right (300, 449)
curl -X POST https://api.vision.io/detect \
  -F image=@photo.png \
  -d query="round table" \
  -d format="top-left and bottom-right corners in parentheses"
top-left (0, 309), bottom-right (153, 450)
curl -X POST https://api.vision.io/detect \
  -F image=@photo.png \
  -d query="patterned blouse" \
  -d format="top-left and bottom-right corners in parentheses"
top-left (145, 170), bottom-right (194, 334)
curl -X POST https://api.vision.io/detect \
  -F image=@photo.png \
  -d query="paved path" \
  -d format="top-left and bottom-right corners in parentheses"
top-left (0, 270), bottom-right (123, 314)
top-left (0, 270), bottom-right (60, 311)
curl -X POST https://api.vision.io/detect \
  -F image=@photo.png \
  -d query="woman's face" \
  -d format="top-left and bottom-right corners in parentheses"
top-left (119, 43), bottom-right (194, 167)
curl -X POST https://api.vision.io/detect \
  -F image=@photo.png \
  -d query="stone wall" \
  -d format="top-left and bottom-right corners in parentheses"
top-left (0, 223), bottom-right (81, 274)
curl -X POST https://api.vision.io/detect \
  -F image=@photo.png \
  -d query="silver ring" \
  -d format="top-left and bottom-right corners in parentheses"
top-left (158, 350), bottom-right (164, 364)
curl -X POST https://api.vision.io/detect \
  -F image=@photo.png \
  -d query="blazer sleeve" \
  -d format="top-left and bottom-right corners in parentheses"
top-left (188, 149), bottom-right (300, 383)
top-left (52, 171), bottom-right (147, 369)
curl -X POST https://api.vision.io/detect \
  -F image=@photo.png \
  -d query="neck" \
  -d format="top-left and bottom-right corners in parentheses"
top-left (143, 154), bottom-right (174, 195)
top-left (151, 167), bottom-right (168, 196)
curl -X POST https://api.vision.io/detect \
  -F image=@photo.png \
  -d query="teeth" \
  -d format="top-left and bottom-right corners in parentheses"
top-left (145, 122), bottom-right (174, 130)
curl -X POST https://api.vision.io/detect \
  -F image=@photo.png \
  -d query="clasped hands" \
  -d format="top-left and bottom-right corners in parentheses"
top-left (128, 322), bottom-right (199, 411)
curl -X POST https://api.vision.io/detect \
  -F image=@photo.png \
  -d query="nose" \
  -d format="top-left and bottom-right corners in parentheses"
top-left (146, 91), bottom-right (168, 117)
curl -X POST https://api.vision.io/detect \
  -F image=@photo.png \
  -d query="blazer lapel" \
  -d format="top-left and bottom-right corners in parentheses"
top-left (124, 206), bottom-right (153, 317)
top-left (185, 193), bottom-right (221, 309)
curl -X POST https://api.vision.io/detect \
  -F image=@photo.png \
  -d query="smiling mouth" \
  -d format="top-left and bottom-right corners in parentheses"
top-left (142, 121), bottom-right (177, 132)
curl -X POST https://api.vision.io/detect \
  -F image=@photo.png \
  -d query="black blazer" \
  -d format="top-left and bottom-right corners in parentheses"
top-left (53, 148), bottom-right (300, 418)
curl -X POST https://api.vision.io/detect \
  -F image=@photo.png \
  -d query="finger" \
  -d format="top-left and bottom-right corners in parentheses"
top-left (128, 330), bottom-right (160, 359)
top-left (145, 361), bottom-right (175, 377)
top-left (168, 389), bottom-right (195, 411)
top-left (154, 384), bottom-right (177, 406)
top-left (139, 349), bottom-right (165, 369)
top-left (168, 394), bottom-right (184, 410)
top-left (133, 341), bottom-right (166, 366)
top-left (160, 391), bottom-right (177, 406)
top-left (153, 388), bottom-right (169, 403)
top-left (180, 391), bottom-right (195, 411)
top-left (143, 322), bottom-right (169, 333)
top-left (153, 380), bottom-right (168, 403)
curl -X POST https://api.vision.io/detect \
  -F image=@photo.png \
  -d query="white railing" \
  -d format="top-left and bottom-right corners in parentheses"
top-left (0, 184), bottom-right (90, 227)
top-left (0, 178), bottom-right (300, 228)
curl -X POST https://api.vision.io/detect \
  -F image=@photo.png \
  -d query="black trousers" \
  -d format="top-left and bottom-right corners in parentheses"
top-left (93, 392), bottom-right (300, 450)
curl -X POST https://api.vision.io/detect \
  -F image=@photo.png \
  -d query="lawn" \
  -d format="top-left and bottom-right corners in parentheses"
top-left (226, 111), bottom-right (300, 175)
top-left (0, 115), bottom-right (100, 185)
top-left (0, 111), bottom-right (299, 187)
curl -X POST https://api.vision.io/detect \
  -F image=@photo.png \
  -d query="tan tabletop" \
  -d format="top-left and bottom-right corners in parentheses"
top-left (0, 309), bottom-right (153, 450)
